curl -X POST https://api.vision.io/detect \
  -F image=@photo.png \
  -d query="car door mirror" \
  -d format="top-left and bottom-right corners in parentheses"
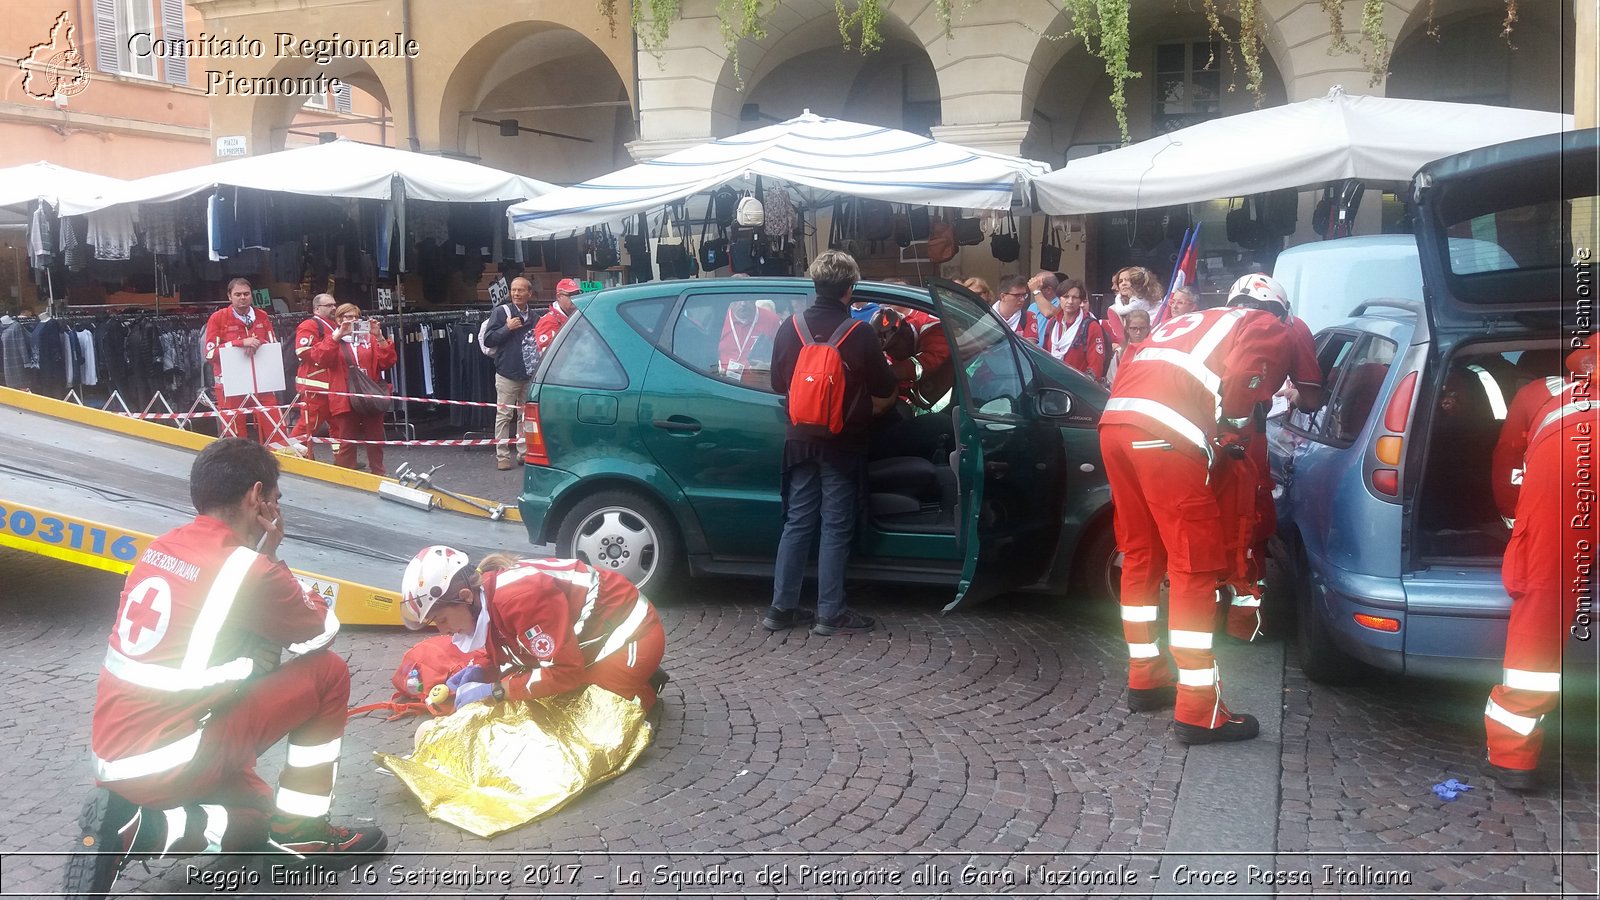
top-left (1036, 388), bottom-right (1073, 418)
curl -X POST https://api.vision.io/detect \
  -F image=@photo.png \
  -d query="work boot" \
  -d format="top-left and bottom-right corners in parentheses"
top-left (760, 606), bottom-right (816, 631)
top-left (1172, 712), bottom-right (1260, 745)
top-left (63, 788), bottom-right (142, 899)
top-left (1487, 763), bottom-right (1540, 793)
top-left (648, 666), bottom-right (671, 694)
top-left (1127, 685), bottom-right (1177, 713)
top-left (496, 459), bottom-right (513, 471)
top-left (267, 815), bottom-right (387, 861)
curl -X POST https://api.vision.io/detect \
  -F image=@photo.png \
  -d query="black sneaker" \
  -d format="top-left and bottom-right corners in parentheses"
top-left (648, 666), bottom-right (671, 694)
top-left (760, 606), bottom-right (817, 631)
top-left (268, 816), bottom-right (387, 860)
top-left (63, 788), bottom-right (139, 899)
top-left (1127, 685), bottom-right (1177, 713)
top-left (811, 610), bottom-right (876, 636)
top-left (1488, 764), bottom-right (1540, 792)
top-left (1173, 713), bottom-right (1260, 745)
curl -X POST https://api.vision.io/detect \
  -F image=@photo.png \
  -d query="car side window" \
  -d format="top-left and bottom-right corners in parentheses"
top-left (669, 294), bottom-right (787, 393)
top-left (1322, 335), bottom-right (1398, 444)
top-left (541, 315), bottom-right (629, 391)
top-left (1290, 332), bottom-right (1358, 439)
top-left (618, 297), bottom-right (674, 345)
top-left (929, 286), bottom-right (1028, 416)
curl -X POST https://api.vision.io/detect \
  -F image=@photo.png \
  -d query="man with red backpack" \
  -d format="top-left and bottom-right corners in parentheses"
top-left (763, 250), bottom-right (897, 636)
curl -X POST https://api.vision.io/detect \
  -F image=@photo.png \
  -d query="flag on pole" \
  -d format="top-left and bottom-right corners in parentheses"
top-left (1156, 223), bottom-right (1201, 324)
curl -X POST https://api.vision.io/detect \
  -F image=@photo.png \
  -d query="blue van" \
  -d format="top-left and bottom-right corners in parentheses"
top-left (1269, 128), bottom-right (1595, 683)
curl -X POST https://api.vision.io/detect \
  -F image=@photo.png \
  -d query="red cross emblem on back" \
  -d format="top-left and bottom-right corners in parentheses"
top-left (119, 576), bottom-right (173, 656)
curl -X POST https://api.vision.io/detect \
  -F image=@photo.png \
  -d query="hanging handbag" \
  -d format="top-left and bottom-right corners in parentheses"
top-left (907, 205), bottom-right (931, 242)
top-left (656, 207), bottom-right (697, 280)
top-left (343, 344), bottom-right (392, 416)
top-left (700, 216), bottom-right (729, 270)
top-left (589, 225), bottom-right (620, 269)
top-left (991, 212), bottom-right (1021, 264)
top-left (953, 214), bottom-right (984, 246)
top-left (859, 200), bottom-right (894, 242)
top-left (624, 214), bottom-right (651, 282)
top-left (926, 218), bottom-right (957, 265)
top-left (1036, 215), bottom-right (1060, 270)
top-left (736, 194), bottom-right (765, 227)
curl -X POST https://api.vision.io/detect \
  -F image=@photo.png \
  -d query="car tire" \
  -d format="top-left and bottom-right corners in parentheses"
top-left (1072, 523), bottom-right (1121, 606)
top-left (1291, 543), bottom-right (1371, 685)
top-left (555, 489), bottom-right (682, 599)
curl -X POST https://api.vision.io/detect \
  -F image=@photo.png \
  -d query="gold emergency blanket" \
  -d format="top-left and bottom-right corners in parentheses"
top-left (375, 686), bottom-right (653, 837)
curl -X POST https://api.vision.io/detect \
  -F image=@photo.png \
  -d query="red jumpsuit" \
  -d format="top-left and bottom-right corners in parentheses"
top-left (483, 558), bottom-right (666, 710)
top-left (91, 516), bottom-right (343, 849)
top-left (304, 333), bottom-right (398, 477)
top-left (203, 307), bottom-right (288, 446)
top-left (290, 314), bottom-right (337, 460)
top-left (534, 304), bottom-right (571, 356)
top-left (1218, 315), bottom-right (1323, 641)
top-left (1485, 388), bottom-right (1598, 771)
top-left (1099, 307), bottom-right (1291, 729)
top-left (998, 307), bottom-right (1039, 343)
top-left (1042, 311), bottom-right (1109, 380)
top-left (718, 304), bottom-right (781, 382)
top-left (1492, 376), bottom-right (1574, 521)
top-left (897, 308), bottom-right (953, 408)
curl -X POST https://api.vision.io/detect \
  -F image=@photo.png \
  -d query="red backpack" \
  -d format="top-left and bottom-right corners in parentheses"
top-left (787, 317), bottom-right (861, 434)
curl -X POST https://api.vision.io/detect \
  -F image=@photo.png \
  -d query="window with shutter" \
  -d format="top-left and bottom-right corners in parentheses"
top-left (159, 0), bottom-right (186, 84)
top-left (95, 0), bottom-right (158, 78)
top-left (334, 81), bottom-right (352, 113)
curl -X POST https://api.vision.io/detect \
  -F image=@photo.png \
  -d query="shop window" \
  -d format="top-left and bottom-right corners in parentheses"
top-left (1153, 41), bottom-right (1221, 134)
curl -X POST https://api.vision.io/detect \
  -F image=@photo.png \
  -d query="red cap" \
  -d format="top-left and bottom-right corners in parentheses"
top-left (1568, 347), bottom-right (1596, 376)
top-left (556, 278), bottom-right (582, 296)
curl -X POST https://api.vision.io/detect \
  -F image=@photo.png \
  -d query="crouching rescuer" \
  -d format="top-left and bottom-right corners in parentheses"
top-left (67, 438), bottom-right (385, 899)
top-left (400, 547), bottom-right (668, 713)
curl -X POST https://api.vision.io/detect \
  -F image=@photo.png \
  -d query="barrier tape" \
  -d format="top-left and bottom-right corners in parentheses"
top-left (302, 388), bottom-right (514, 411)
top-left (304, 436), bottom-right (516, 447)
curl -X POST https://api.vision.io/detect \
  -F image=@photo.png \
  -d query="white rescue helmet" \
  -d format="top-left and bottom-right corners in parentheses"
top-left (1225, 272), bottom-right (1291, 321)
top-left (400, 545), bottom-right (472, 630)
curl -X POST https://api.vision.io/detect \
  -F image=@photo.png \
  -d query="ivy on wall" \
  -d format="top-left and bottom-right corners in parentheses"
top-left (598, 0), bottom-right (1523, 142)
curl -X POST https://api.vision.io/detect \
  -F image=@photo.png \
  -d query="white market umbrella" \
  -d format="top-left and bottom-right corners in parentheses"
top-left (1033, 87), bottom-right (1573, 215)
top-left (60, 138), bottom-right (557, 215)
top-left (0, 161), bottom-right (125, 210)
top-left (507, 112), bottom-right (1052, 239)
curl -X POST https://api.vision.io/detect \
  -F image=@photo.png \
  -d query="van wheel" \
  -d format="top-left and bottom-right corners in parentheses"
top-left (556, 490), bottom-right (681, 599)
top-left (1072, 523), bottom-right (1121, 606)
top-left (1291, 543), bottom-right (1370, 685)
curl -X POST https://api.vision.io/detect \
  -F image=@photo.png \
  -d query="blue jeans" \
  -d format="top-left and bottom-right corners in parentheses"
top-left (771, 457), bottom-right (859, 620)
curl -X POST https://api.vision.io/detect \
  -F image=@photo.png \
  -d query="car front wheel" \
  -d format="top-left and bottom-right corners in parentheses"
top-left (555, 489), bottom-right (681, 597)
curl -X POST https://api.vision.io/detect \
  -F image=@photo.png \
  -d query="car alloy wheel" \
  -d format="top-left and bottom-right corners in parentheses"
top-left (556, 489), bottom-right (681, 595)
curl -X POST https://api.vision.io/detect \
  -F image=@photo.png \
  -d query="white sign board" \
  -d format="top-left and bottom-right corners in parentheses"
top-left (216, 135), bottom-right (248, 158)
top-left (218, 343), bottom-right (287, 398)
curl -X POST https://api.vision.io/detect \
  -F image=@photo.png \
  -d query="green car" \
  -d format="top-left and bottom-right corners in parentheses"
top-left (517, 277), bottom-right (1117, 610)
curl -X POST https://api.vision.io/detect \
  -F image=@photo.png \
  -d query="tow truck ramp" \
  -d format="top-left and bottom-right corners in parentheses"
top-left (0, 388), bottom-right (519, 625)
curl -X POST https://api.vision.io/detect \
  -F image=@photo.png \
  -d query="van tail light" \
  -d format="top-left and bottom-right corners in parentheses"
top-left (1353, 613), bottom-right (1401, 633)
top-left (1368, 371), bottom-right (1419, 502)
top-left (523, 402), bottom-right (549, 466)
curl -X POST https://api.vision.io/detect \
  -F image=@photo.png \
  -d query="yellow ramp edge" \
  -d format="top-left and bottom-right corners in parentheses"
top-left (0, 499), bottom-right (402, 626)
top-left (0, 386), bottom-right (520, 523)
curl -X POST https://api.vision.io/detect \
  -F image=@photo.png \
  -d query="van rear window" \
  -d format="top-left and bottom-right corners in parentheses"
top-left (1444, 197), bottom-right (1587, 276)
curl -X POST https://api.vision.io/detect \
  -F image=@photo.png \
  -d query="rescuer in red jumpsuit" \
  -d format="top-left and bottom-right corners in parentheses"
top-left (1217, 309), bottom-right (1324, 642)
top-left (66, 439), bottom-right (385, 898)
top-left (202, 278), bottom-right (290, 449)
top-left (1098, 273), bottom-right (1296, 744)
top-left (1483, 377), bottom-right (1597, 791)
top-left (401, 547), bottom-right (667, 712)
top-left (290, 293), bottom-right (339, 461)
top-left (1491, 347), bottom-right (1594, 524)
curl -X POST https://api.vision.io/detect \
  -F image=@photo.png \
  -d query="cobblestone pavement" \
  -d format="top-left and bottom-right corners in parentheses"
top-left (2, 547), bottom-right (1595, 898)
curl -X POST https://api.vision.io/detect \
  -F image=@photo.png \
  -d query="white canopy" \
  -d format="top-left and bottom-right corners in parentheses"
top-left (1033, 88), bottom-right (1574, 214)
top-left (60, 138), bottom-right (557, 215)
top-left (0, 162), bottom-right (126, 210)
top-left (508, 112), bottom-right (1052, 239)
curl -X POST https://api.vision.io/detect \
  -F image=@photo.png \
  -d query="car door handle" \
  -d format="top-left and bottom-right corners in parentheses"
top-left (652, 417), bottom-right (702, 434)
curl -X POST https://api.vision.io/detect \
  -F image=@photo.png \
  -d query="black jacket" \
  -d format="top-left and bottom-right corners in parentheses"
top-left (483, 301), bottom-right (538, 382)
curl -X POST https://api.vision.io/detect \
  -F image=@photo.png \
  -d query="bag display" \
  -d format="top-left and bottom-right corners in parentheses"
top-left (657, 206), bottom-right (699, 280)
top-left (992, 213), bottom-right (1020, 264)
top-left (926, 218), bottom-right (957, 265)
top-left (953, 216), bottom-right (984, 246)
top-left (736, 195), bottom-right (765, 227)
top-left (343, 345), bottom-right (393, 416)
top-left (588, 226), bottom-right (619, 269)
top-left (859, 200), bottom-right (895, 242)
top-left (700, 217), bottom-right (728, 270)
top-left (713, 187), bottom-right (739, 228)
top-left (624, 214), bottom-right (652, 282)
top-left (787, 318), bottom-right (863, 434)
top-left (1036, 215), bottom-right (1060, 270)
